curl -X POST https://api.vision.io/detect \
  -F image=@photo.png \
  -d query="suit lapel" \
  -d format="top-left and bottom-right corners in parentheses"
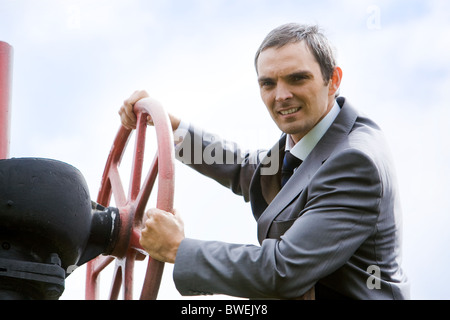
top-left (256, 98), bottom-right (359, 243)
top-left (249, 135), bottom-right (285, 222)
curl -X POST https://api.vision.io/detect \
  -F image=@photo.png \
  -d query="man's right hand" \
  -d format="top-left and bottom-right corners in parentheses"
top-left (118, 90), bottom-right (181, 131)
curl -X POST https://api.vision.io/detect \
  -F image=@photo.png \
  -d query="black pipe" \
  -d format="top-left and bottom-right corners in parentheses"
top-left (0, 158), bottom-right (121, 299)
top-left (76, 202), bottom-right (120, 267)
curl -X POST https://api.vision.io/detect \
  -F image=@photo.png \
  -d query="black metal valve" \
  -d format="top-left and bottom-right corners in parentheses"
top-left (0, 158), bottom-right (121, 299)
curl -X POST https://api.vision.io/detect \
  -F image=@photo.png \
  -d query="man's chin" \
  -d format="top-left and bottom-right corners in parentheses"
top-left (279, 124), bottom-right (309, 142)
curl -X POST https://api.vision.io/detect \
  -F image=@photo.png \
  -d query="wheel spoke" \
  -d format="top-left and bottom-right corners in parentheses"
top-left (86, 255), bottom-right (115, 300)
top-left (109, 260), bottom-right (123, 300)
top-left (90, 255), bottom-right (115, 278)
top-left (134, 153), bottom-right (158, 224)
top-left (139, 257), bottom-right (165, 300)
top-left (129, 113), bottom-right (147, 202)
top-left (109, 166), bottom-right (127, 207)
top-left (123, 250), bottom-right (137, 300)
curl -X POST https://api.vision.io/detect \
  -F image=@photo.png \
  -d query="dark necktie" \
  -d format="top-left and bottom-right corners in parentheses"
top-left (281, 150), bottom-right (302, 187)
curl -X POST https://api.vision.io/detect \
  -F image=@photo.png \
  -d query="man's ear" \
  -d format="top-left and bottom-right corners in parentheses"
top-left (329, 67), bottom-right (343, 97)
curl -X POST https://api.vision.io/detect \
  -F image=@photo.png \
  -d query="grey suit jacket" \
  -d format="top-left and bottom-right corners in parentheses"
top-left (173, 97), bottom-right (410, 299)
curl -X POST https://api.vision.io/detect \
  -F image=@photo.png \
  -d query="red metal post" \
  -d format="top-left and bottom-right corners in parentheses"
top-left (0, 41), bottom-right (13, 160)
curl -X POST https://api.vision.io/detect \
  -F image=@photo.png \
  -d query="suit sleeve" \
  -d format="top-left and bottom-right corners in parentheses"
top-left (173, 148), bottom-right (383, 299)
top-left (174, 124), bottom-right (264, 202)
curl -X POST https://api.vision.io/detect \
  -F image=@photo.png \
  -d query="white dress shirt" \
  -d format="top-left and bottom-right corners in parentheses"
top-left (286, 100), bottom-right (340, 162)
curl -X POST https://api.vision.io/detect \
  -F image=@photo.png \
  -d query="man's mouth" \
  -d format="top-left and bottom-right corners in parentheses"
top-left (279, 107), bottom-right (301, 115)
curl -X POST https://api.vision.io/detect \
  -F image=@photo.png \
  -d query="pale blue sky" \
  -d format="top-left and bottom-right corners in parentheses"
top-left (1, 0), bottom-right (449, 299)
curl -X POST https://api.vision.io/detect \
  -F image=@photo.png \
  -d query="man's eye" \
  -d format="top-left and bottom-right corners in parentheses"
top-left (290, 73), bottom-right (311, 83)
top-left (292, 76), bottom-right (307, 82)
top-left (260, 81), bottom-right (275, 88)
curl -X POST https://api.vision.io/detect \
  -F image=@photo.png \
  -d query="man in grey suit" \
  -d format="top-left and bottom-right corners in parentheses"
top-left (119, 23), bottom-right (409, 299)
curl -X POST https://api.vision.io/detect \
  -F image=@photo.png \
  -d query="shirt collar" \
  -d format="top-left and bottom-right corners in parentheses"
top-left (286, 100), bottom-right (340, 161)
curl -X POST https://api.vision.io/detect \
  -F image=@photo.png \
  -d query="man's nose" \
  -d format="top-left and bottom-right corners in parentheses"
top-left (275, 82), bottom-right (293, 101)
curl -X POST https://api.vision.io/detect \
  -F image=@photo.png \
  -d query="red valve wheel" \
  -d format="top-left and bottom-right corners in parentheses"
top-left (85, 97), bottom-right (175, 300)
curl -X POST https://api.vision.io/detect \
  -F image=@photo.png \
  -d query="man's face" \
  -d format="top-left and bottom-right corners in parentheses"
top-left (257, 41), bottom-right (336, 143)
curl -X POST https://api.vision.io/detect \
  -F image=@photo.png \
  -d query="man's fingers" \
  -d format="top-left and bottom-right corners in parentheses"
top-left (118, 107), bottom-right (136, 130)
top-left (143, 208), bottom-right (183, 235)
top-left (140, 208), bottom-right (183, 263)
top-left (146, 208), bottom-right (174, 224)
top-left (172, 209), bottom-right (184, 227)
top-left (119, 90), bottom-right (150, 130)
top-left (118, 100), bottom-right (137, 130)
